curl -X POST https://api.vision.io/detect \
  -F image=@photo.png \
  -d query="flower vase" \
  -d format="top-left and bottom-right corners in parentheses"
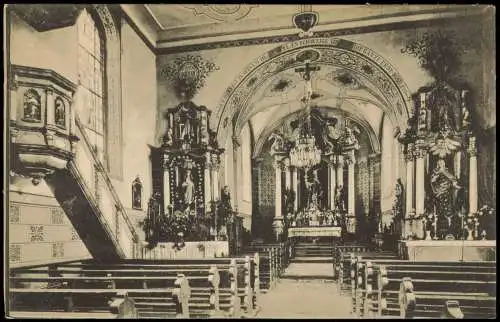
top-left (425, 230), bottom-right (432, 241)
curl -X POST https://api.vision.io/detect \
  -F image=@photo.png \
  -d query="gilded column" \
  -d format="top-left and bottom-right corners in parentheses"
top-left (292, 167), bottom-right (298, 211)
top-left (163, 156), bottom-right (171, 212)
top-left (347, 151), bottom-right (356, 215)
top-left (284, 159), bottom-right (291, 190)
top-left (272, 158), bottom-right (284, 241)
top-left (414, 141), bottom-right (426, 216)
top-left (468, 136), bottom-right (478, 214)
top-left (212, 157), bottom-right (220, 201)
top-left (232, 136), bottom-right (241, 212)
top-left (336, 155), bottom-right (344, 187)
top-left (329, 156), bottom-right (337, 210)
top-left (204, 153), bottom-right (212, 208)
top-left (414, 141), bottom-right (426, 239)
top-left (404, 144), bottom-right (415, 238)
top-left (405, 144), bottom-right (415, 216)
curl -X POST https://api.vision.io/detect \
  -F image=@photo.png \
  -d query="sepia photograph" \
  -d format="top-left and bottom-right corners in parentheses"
top-left (4, 4), bottom-right (496, 319)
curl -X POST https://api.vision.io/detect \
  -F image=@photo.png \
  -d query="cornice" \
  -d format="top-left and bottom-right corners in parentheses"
top-left (10, 64), bottom-right (77, 93)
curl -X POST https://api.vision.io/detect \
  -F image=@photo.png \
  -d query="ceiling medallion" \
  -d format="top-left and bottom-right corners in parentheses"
top-left (293, 5), bottom-right (319, 38)
top-left (184, 4), bottom-right (259, 23)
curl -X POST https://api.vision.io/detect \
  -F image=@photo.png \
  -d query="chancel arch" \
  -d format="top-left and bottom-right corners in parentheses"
top-left (212, 37), bottom-right (413, 146)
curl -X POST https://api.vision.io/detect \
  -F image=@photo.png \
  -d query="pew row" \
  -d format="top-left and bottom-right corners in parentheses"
top-left (347, 258), bottom-right (496, 319)
top-left (10, 255), bottom-right (260, 318)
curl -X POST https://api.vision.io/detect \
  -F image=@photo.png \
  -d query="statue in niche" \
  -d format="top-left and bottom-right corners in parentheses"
top-left (179, 170), bottom-right (195, 209)
top-left (335, 185), bottom-right (346, 212)
top-left (132, 176), bottom-right (143, 210)
top-left (23, 89), bottom-right (41, 121)
top-left (430, 159), bottom-right (462, 238)
top-left (269, 132), bottom-right (285, 153)
top-left (55, 98), bottom-right (66, 127)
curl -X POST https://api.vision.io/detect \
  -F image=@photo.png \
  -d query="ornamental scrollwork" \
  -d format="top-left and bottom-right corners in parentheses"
top-left (159, 55), bottom-right (219, 101)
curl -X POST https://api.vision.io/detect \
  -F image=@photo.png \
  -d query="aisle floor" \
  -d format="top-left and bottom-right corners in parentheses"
top-left (256, 263), bottom-right (353, 318)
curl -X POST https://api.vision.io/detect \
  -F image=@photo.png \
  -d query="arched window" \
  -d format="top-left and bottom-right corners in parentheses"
top-left (77, 8), bottom-right (106, 162)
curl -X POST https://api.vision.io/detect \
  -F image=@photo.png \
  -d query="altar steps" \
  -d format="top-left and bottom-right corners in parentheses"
top-left (291, 257), bottom-right (332, 264)
top-left (293, 243), bottom-right (334, 258)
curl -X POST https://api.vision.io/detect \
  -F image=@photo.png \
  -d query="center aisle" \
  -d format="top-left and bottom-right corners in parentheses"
top-left (256, 262), bottom-right (352, 318)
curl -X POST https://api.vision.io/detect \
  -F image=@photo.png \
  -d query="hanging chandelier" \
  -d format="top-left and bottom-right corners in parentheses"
top-left (289, 61), bottom-right (322, 170)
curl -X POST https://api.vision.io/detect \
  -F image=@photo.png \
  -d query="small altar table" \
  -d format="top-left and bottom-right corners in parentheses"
top-left (288, 227), bottom-right (342, 238)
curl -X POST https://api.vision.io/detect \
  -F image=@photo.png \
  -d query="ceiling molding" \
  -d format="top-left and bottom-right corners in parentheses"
top-left (155, 7), bottom-right (486, 54)
top-left (119, 5), bottom-right (486, 55)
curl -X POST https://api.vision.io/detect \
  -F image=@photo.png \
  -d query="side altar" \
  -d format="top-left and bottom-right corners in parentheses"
top-left (391, 41), bottom-right (497, 260)
top-left (142, 100), bottom-right (243, 258)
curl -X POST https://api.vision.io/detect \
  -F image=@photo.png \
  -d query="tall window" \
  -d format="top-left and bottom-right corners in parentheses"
top-left (77, 9), bottom-right (105, 162)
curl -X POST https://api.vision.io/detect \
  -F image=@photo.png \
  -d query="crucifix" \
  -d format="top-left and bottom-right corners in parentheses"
top-left (295, 61), bottom-right (321, 102)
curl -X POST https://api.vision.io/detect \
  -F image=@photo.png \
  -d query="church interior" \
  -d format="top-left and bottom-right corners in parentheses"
top-left (5, 4), bottom-right (496, 319)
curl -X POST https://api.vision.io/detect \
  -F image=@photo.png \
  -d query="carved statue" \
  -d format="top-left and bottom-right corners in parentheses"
top-left (132, 177), bottom-right (142, 210)
top-left (180, 170), bottom-right (195, 208)
top-left (461, 105), bottom-right (471, 129)
top-left (393, 178), bottom-right (404, 220)
top-left (335, 185), bottom-right (346, 212)
top-left (322, 117), bottom-right (342, 153)
top-left (221, 185), bottom-right (232, 210)
top-left (269, 132), bottom-right (286, 153)
top-left (343, 122), bottom-right (361, 150)
top-left (418, 106), bottom-right (428, 132)
top-left (431, 159), bottom-right (462, 237)
top-left (289, 119), bottom-right (301, 142)
top-left (308, 169), bottom-right (323, 208)
top-left (164, 128), bottom-right (174, 146)
top-left (55, 98), bottom-right (65, 127)
top-left (23, 90), bottom-right (41, 121)
top-left (208, 129), bottom-right (218, 147)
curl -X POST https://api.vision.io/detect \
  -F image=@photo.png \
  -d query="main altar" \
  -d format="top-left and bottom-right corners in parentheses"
top-left (266, 60), bottom-right (362, 241)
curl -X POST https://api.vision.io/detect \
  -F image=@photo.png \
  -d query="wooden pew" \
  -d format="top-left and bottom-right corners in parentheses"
top-left (373, 261), bottom-right (496, 318)
top-left (244, 243), bottom-right (287, 290)
top-left (21, 256), bottom-right (259, 317)
top-left (10, 290), bottom-right (138, 318)
top-left (332, 244), bottom-right (376, 279)
top-left (399, 277), bottom-right (496, 319)
top-left (349, 258), bottom-right (496, 318)
top-left (9, 274), bottom-right (190, 318)
top-left (336, 250), bottom-right (398, 296)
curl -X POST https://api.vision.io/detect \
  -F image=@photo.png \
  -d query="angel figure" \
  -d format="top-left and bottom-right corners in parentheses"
top-left (428, 133), bottom-right (461, 158)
